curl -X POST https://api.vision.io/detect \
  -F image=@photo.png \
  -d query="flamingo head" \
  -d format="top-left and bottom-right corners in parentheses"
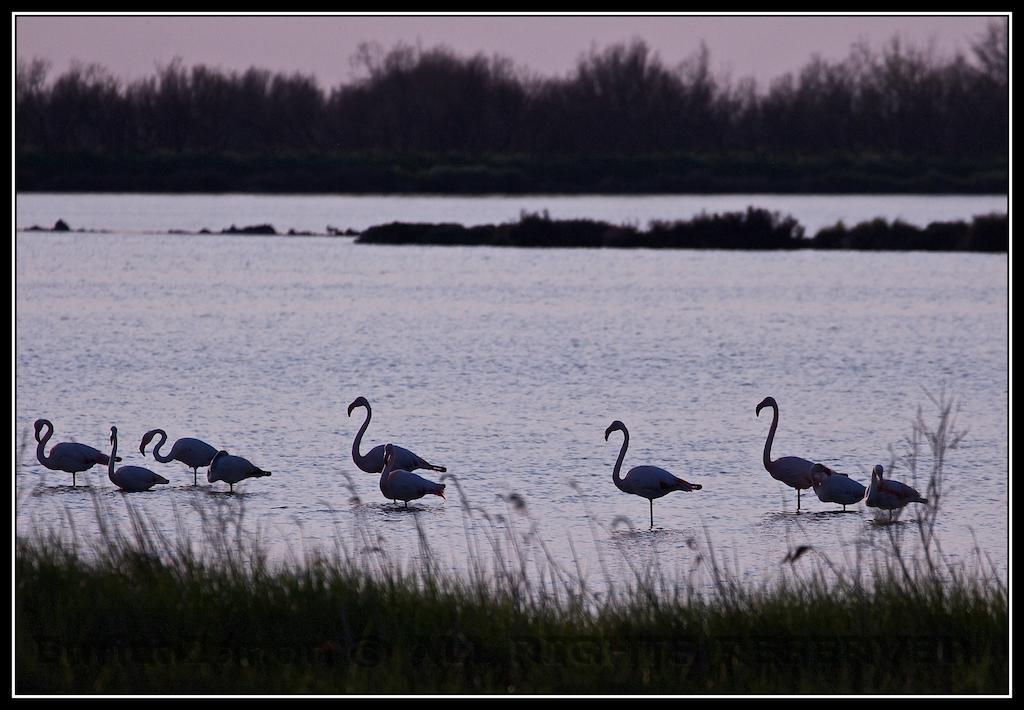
top-left (109, 426), bottom-right (118, 444)
top-left (33, 419), bottom-right (48, 442)
top-left (872, 464), bottom-right (884, 480)
top-left (382, 443), bottom-right (394, 467)
top-left (810, 463), bottom-right (831, 486)
top-left (604, 420), bottom-right (626, 441)
top-left (347, 396), bottom-right (369, 417)
top-left (139, 429), bottom-right (157, 455)
top-left (755, 396), bottom-right (776, 417)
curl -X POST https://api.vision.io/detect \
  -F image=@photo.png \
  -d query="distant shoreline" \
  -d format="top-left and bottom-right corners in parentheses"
top-left (356, 210), bottom-right (1008, 252)
top-left (15, 151), bottom-right (1008, 196)
top-left (18, 209), bottom-right (1009, 253)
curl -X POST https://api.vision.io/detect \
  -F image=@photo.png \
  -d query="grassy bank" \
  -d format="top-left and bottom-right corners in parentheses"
top-left (357, 209), bottom-right (1008, 252)
top-left (14, 535), bottom-right (1007, 695)
top-left (14, 149), bottom-right (1008, 195)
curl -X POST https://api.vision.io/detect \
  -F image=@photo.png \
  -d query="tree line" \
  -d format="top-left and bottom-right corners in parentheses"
top-left (16, 22), bottom-right (1007, 160)
top-left (356, 209), bottom-right (1007, 252)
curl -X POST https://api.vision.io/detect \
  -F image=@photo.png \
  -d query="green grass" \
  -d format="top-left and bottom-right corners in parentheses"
top-left (14, 395), bottom-right (1007, 695)
top-left (14, 527), bottom-right (1007, 694)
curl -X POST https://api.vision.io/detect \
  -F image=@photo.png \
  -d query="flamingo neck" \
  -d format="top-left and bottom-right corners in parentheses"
top-left (209, 451), bottom-right (226, 481)
top-left (352, 405), bottom-right (376, 472)
top-left (611, 430), bottom-right (629, 492)
top-left (762, 403), bottom-right (779, 472)
top-left (35, 421), bottom-right (54, 469)
top-left (108, 433), bottom-right (118, 482)
top-left (379, 455), bottom-right (395, 494)
top-left (150, 429), bottom-right (174, 463)
top-left (866, 469), bottom-right (878, 505)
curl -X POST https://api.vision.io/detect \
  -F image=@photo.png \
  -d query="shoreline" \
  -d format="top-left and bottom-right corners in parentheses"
top-left (15, 151), bottom-right (1008, 196)
top-left (16, 209), bottom-right (1009, 253)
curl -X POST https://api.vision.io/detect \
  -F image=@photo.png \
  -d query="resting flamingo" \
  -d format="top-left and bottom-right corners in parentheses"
top-left (380, 443), bottom-right (446, 507)
top-left (347, 396), bottom-right (446, 474)
top-left (207, 450), bottom-right (271, 493)
top-left (866, 464), bottom-right (928, 520)
top-left (604, 420), bottom-right (702, 529)
top-left (140, 429), bottom-right (218, 486)
top-left (810, 463), bottom-right (866, 511)
top-left (756, 396), bottom-right (815, 512)
top-left (107, 426), bottom-right (168, 492)
top-left (34, 418), bottom-right (120, 486)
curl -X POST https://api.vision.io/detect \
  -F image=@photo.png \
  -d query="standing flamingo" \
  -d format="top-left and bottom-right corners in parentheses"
top-left (810, 463), bottom-right (866, 511)
top-left (379, 443), bottom-right (446, 507)
top-left (866, 464), bottom-right (928, 520)
top-left (207, 450), bottom-right (271, 493)
top-left (604, 420), bottom-right (702, 529)
top-left (140, 429), bottom-right (218, 486)
top-left (34, 418), bottom-right (120, 486)
top-left (755, 396), bottom-right (816, 512)
top-left (106, 426), bottom-right (169, 492)
top-left (347, 396), bottom-right (446, 474)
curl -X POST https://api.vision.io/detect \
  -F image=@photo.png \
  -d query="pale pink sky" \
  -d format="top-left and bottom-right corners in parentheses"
top-left (14, 14), bottom-right (1006, 89)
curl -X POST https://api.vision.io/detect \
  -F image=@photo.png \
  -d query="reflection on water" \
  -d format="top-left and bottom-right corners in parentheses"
top-left (14, 202), bottom-right (1008, 592)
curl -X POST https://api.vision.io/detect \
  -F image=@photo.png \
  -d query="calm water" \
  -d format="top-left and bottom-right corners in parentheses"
top-left (14, 194), bottom-right (1009, 593)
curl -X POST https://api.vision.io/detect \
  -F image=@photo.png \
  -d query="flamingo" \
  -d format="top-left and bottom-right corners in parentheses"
top-left (756, 396), bottom-right (816, 512)
top-left (34, 418), bottom-right (120, 486)
top-left (106, 426), bottom-right (169, 492)
top-left (866, 464), bottom-right (928, 520)
top-left (810, 463), bottom-right (866, 511)
top-left (207, 450), bottom-right (271, 493)
top-left (604, 420), bottom-right (702, 529)
top-left (347, 396), bottom-right (446, 474)
top-left (379, 443), bottom-right (446, 507)
top-left (140, 429), bottom-right (218, 486)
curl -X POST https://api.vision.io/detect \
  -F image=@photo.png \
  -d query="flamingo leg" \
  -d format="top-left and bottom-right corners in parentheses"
top-left (797, 488), bottom-right (801, 512)
top-left (229, 483), bottom-right (234, 493)
top-left (193, 468), bottom-right (198, 486)
top-left (72, 472), bottom-right (76, 487)
top-left (649, 499), bottom-right (654, 529)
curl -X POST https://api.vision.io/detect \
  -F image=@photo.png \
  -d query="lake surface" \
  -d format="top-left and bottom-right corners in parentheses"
top-left (14, 193), bottom-right (1009, 595)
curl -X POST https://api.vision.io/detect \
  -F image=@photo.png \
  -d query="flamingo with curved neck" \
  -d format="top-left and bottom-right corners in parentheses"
top-left (34, 418), bottom-right (119, 487)
top-left (379, 443), bottom-right (446, 507)
top-left (866, 464), bottom-right (928, 521)
top-left (107, 426), bottom-right (168, 492)
top-left (755, 396), bottom-right (816, 512)
top-left (605, 420), bottom-right (702, 529)
top-left (140, 429), bottom-right (218, 486)
top-left (347, 396), bottom-right (446, 474)
top-left (810, 463), bottom-right (866, 511)
top-left (207, 450), bottom-right (272, 493)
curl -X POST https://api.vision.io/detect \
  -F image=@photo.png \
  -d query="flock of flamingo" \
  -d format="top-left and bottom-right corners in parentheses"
top-left (31, 394), bottom-right (928, 527)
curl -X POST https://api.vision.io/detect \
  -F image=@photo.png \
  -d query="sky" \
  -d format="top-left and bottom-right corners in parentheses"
top-left (14, 13), bottom-right (1006, 90)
